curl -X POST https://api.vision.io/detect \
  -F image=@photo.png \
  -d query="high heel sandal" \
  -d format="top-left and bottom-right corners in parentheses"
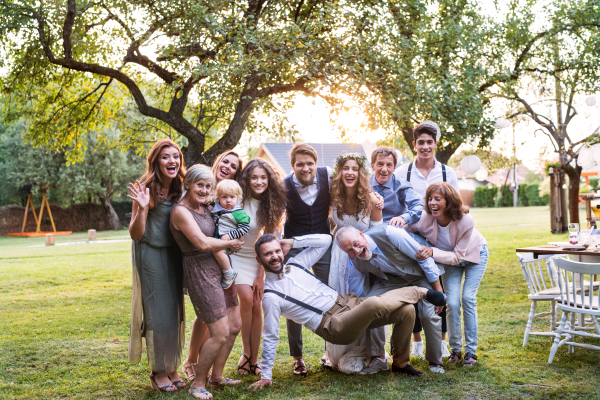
top-left (249, 363), bottom-right (262, 376)
top-left (169, 375), bottom-right (186, 388)
top-left (149, 372), bottom-right (177, 392)
top-left (237, 353), bottom-right (251, 375)
top-left (182, 359), bottom-right (197, 382)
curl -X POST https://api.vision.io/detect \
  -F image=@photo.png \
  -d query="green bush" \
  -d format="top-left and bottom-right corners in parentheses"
top-left (518, 183), bottom-right (529, 206)
top-left (496, 185), bottom-right (514, 207)
top-left (590, 178), bottom-right (599, 189)
top-left (541, 194), bottom-right (550, 205)
top-left (473, 186), bottom-right (497, 207)
top-left (525, 184), bottom-right (544, 206)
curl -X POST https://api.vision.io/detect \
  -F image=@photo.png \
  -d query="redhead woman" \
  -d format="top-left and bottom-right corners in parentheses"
top-left (233, 158), bottom-right (287, 376)
top-left (170, 165), bottom-right (244, 399)
top-left (182, 150), bottom-right (244, 382)
top-left (127, 139), bottom-right (187, 392)
top-left (323, 153), bottom-right (385, 374)
top-left (407, 182), bottom-right (488, 366)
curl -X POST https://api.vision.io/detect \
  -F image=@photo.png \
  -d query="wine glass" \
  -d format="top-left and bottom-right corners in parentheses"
top-left (568, 223), bottom-right (580, 244)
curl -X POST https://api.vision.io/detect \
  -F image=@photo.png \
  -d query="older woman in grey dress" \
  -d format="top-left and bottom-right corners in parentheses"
top-left (127, 139), bottom-right (187, 392)
top-left (170, 165), bottom-right (244, 399)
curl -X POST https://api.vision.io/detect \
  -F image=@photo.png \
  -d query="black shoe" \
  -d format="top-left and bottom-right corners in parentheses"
top-left (426, 289), bottom-right (447, 307)
top-left (391, 364), bottom-right (424, 377)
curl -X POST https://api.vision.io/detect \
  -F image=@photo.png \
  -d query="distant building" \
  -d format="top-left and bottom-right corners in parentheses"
top-left (254, 141), bottom-right (408, 176)
top-left (454, 164), bottom-right (531, 206)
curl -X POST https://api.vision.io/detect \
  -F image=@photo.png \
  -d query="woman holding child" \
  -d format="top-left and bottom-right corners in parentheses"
top-left (232, 158), bottom-right (287, 376)
top-left (127, 139), bottom-right (187, 392)
top-left (407, 182), bottom-right (488, 366)
top-left (170, 164), bottom-right (245, 399)
top-left (181, 150), bottom-right (244, 386)
top-left (323, 153), bottom-right (385, 374)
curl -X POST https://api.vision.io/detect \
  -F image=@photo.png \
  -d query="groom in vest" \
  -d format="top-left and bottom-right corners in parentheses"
top-left (283, 143), bottom-right (333, 376)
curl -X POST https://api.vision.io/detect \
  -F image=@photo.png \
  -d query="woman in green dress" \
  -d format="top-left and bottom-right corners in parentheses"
top-left (127, 139), bottom-right (187, 392)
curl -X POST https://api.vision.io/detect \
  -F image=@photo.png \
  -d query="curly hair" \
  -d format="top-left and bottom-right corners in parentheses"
top-left (138, 139), bottom-right (186, 202)
top-left (238, 158), bottom-right (287, 234)
top-left (424, 182), bottom-right (468, 221)
top-left (331, 157), bottom-right (373, 222)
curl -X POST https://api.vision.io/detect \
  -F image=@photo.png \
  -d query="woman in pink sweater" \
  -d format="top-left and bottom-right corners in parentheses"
top-left (407, 182), bottom-right (488, 366)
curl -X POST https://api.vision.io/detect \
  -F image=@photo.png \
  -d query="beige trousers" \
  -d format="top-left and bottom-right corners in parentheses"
top-left (315, 287), bottom-right (425, 368)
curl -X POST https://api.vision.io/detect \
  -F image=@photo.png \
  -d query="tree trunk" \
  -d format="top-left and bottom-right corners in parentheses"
top-left (549, 168), bottom-right (568, 233)
top-left (100, 197), bottom-right (121, 230)
top-left (564, 164), bottom-right (582, 225)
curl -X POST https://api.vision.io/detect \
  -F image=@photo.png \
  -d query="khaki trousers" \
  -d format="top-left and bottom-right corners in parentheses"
top-left (315, 287), bottom-right (425, 368)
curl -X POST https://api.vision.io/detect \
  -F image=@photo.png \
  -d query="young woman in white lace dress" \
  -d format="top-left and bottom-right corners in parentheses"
top-left (323, 153), bottom-right (385, 374)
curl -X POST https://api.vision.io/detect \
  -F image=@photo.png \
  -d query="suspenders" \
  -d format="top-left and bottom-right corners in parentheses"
top-left (406, 162), bottom-right (446, 182)
top-left (263, 263), bottom-right (334, 315)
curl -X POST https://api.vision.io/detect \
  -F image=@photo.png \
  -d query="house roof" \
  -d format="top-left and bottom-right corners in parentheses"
top-left (255, 142), bottom-right (368, 176)
top-left (255, 142), bottom-right (410, 177)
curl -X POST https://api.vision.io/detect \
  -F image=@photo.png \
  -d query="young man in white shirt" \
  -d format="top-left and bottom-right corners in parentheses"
top-left (249, 233), bottom-right (447, 390)
top-left (395, 121), bottom-right (460, 360)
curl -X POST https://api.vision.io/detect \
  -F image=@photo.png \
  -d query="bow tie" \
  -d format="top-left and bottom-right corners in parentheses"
top-left (277, 265), bottom-right (292, 279)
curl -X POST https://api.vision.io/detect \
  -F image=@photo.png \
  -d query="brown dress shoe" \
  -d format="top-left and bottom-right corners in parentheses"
top-left (293, 359), bottom-right (308, 376)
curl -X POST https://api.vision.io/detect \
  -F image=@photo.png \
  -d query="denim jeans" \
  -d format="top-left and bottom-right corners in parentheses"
top-left (440, 244), bottom-right (488, 355)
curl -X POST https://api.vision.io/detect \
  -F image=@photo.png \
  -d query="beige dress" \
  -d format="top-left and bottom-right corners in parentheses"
top-left (229, 197), bottom-right (263, 286)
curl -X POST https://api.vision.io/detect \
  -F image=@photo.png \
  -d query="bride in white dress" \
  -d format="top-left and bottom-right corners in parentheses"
top-left (323, 153), bottom-right (387, 374)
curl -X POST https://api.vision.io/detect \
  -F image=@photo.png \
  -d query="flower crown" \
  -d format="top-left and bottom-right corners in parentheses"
top-left (333, 152), bottom-right (370, 175)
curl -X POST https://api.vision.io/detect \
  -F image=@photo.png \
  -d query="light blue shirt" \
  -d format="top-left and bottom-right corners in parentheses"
top-left (370, 174), bottom-right (423, 224)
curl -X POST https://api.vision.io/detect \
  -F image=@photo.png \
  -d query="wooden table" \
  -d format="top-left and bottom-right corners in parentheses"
top-left (517, 245), bottom-right (600, 328)
top-left (515, 246), bottom-right (600, 261)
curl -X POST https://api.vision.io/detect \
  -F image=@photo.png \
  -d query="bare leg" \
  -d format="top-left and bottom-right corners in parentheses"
top-left (213, 249), bottom-right (231, 272)
top-left (413, 332), bottom-right (422, 341)
top-left (248, 292), bottom-right (263, 367)
top-left (193, 317), bottom-right (230, 390)
top-left (188, 318), bottom-right (209, 364)
top-left (210, 305), bottom-right (242, 381)
top-left (237, 285), bottom-right (256, 373)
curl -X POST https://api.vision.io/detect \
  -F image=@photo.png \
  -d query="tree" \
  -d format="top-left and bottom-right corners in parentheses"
top-left (493, 0), bottom-right (600, 226)
top-left (57, 130), bottom-right (144, 229)
top-left (0, 0), bottom-right (379, 166)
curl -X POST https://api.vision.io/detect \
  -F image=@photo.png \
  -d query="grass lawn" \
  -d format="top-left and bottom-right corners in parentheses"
top-left (2, 206), bottom-right (600, 399)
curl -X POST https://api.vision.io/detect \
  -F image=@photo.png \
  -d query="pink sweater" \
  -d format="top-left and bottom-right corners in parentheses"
top-left (406, 212), bottom-right (483, 265)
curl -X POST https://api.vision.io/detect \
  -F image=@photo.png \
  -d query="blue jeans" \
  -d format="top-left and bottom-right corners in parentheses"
top-left (440, 244), bottom-right (488, 355)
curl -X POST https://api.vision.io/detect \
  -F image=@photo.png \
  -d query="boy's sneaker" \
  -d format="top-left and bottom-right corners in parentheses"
top-left (441, 340), bottom-right (451, 358)
top-left (221, 268), bottom-right (238, 289)
top-left (411, 341), bottom-right (424, 359)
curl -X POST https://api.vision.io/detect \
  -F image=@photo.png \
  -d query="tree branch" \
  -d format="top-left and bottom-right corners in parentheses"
top-left (62, 0), bottom-right (76, 60)
top-left (256, 76), bottom-right (310, 98)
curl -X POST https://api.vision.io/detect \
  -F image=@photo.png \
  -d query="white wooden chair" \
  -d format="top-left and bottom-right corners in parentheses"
top-left (548, 258), bottom-right (600, 364)
top-left (517, 253), bottom-right (566, 346)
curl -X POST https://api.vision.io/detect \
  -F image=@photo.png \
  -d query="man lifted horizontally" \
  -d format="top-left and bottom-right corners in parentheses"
top-left (249, 233), bottom-right (447, 389)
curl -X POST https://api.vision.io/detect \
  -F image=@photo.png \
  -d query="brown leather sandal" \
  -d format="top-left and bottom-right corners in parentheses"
top-left (293, 359), bottom-right (307, 376)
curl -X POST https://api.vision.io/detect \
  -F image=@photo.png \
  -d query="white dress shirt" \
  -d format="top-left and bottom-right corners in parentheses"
top-left (395, 158), bottom-right (459, 198)
top-left (291, 167), bottom-right (333, 205)
top-left (261, 234), bottom-right (334, 380)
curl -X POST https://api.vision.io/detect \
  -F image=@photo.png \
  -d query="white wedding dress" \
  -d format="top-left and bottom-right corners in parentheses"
top-left (322, 207), bottom-right (390, 374)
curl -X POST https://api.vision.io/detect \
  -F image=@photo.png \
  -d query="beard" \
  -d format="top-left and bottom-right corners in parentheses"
top-left (356, 245), bottom-right (373, 261)
top-left (296, 171), bottom-right (316, 187)
top-left (262, 255), bottom-right (284, 274)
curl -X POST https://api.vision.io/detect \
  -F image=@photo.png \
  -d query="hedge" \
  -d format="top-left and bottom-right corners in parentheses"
top-left (473, 184), bottom-right (548, 207)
